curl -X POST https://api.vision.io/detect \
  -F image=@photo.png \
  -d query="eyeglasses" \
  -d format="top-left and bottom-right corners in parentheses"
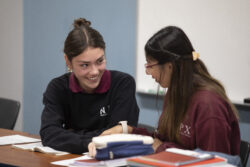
top-left (144, 63), bottom-right (159, 69)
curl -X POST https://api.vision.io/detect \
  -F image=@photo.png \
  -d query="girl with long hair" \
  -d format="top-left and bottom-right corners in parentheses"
top-left (89, 26), bottom-right (240, 156)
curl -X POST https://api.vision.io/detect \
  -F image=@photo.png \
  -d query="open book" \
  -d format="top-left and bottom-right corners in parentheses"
top-left (127, 148), bottom-right (226, 167)
top-left (12, 142), bottom-right (69, 156)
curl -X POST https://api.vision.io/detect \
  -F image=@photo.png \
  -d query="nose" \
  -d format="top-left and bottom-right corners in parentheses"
top-left (145, 68), bottom-right (151, 75)
top-left (89, 64), bottom-right (99, 75)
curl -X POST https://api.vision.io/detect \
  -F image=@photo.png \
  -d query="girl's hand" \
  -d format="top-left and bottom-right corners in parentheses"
top-left (100, 125), bottom-right (133, 136)
top-left (100, 125), bottom-right (123, 136)
top-left (88, 142), bottom-right (96, 158)
top-left (153, 138), bottom-right (163, 152)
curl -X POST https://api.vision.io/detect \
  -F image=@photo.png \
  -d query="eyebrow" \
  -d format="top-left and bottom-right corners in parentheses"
top-left (76, 55), bottom-right (105, 64)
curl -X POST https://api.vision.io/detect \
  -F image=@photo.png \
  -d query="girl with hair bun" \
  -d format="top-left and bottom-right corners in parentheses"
top-left (91, 26), bottom-right (240, 156)
top-left (40, 18), bottom-right (139, 154)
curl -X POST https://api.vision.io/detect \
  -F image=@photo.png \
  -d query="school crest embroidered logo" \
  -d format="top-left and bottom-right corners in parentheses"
top-left (100, 107), bottom-right (107, 117)
top-left (180, 123), bottom-right (191, 138)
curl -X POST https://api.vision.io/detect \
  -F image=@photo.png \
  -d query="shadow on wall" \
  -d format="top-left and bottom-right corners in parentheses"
top-left (137, 93), bottom-right (164, 111)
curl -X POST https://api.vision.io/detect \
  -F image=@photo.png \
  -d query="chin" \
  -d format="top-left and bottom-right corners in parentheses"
top-left (87, 84), bottom-right (98, 90)
top-left (160, 83), bottom-right (168, 88)
top-left (89, 81), bottom-right (101, 89)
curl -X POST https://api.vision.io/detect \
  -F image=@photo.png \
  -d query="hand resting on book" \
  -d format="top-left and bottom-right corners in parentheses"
top-left (100, 125), bottom-right (133, 136)
top-left (153, 138), bottom-right (163, 152)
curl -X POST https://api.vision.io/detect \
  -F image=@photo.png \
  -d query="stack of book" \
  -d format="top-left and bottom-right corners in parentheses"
top-left (64, 148), bottom-right (234, 167)
top-left (127, 148), bottom-right (230, 167)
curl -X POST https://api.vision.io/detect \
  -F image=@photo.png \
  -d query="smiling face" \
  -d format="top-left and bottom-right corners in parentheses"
top-left (145, 57), bottom-right (173, 88)
top-left (65, 47), bottom-right (106, 93)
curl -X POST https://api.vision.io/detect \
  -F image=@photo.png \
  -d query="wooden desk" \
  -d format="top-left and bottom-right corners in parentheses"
top-left (0, 128), bottom-right (81, 167)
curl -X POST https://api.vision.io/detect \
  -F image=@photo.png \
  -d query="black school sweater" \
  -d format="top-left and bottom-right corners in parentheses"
top-left (40, 70), bottom-right (139, 154)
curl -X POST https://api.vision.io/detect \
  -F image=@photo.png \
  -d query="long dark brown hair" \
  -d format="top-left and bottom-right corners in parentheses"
top-left (145, 26), bottom-right (239, 143)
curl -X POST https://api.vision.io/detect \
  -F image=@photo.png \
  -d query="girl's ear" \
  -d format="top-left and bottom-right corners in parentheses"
top-left (166, 62), bottom-right (173, 71)
top-left (168, 63), bottom-right (172, 70)
top-left (64, 55), bottom-right (72, 69)
top-left (164, 63), bottom-right (173, 78)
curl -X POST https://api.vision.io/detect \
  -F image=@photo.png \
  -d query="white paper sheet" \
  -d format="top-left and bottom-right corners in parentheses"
top-left (51, 155), bottom-right (92, 166)
top-left (0, 134), bottom-right (41, 145)
top-left (52, 154), bottom-right (128, 167)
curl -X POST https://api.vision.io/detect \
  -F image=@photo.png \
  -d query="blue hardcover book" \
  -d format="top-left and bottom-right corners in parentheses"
top-left (92, 134), bottom-right (154, 160)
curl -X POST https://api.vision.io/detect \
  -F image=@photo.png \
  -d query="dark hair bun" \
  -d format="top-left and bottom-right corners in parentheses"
top-left (73, 18), bottom-right (91, 28)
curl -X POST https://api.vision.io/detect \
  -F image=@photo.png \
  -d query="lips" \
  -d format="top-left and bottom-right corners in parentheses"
top-left (88, 76), bottom-right (100, 83)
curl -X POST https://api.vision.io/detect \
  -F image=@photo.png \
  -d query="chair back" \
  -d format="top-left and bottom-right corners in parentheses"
top-left (240, 140), bottom-right (250, 167)
top-left (0, 97), bottom-right (20, 129)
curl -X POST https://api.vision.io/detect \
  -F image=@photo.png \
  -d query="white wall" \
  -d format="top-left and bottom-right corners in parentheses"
top-left (136, 0), bottom-right (250, 103)
top-left (0, 0), bottom-right (23, 131)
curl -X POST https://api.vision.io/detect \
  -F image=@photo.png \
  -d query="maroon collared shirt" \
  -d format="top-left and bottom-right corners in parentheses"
top-left (69, 70), bottom-right (111, 94)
